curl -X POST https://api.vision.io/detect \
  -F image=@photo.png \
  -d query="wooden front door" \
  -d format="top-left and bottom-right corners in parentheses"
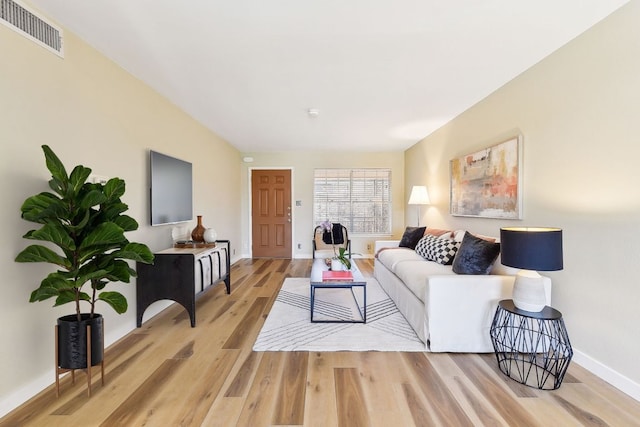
top-left (251, 169), bottom-right (292, 258)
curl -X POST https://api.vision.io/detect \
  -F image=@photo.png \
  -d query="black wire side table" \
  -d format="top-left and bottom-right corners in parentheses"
top-left (490, 299), bottom-right (573, 390)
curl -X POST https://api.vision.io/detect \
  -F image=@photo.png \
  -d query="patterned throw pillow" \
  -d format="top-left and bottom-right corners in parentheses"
top-left (414, 234), bottom-right (460, 265)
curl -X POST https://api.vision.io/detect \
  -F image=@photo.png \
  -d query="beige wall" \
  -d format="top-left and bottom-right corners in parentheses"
top-left (239, 151), bottom-right (405, 259)
top-left (0, 21), bottom-right (241, 414)
top-left (406, 2), bottom-right (640, 396)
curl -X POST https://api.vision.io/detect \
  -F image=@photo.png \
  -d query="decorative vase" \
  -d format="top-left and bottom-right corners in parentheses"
top-left (57, 314), bottom-right (104, 369)
top-left (204, 228), bottom-right (218, 243)
top-left (191, 215), bottom-right (206, 242)
top-left (331, 258), bottom-right (344, 271)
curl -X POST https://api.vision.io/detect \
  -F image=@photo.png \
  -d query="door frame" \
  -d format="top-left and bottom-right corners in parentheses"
top-left (247, 167), bottom-right (295, 258)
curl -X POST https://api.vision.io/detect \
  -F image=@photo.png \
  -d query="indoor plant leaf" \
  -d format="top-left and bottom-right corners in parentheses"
top-left (30, 273), bottom-right (77, 302)
top-left (75, 268), bottom-right (110, 288)
top-left (79, 189), bottom-right (107, 210)
top-left (79, 222), bottom-right (126, 249)
top-left (23, 222), bottom-right (76, 251)
top-left (103, 178), bottom-right (126, 200)
top-left (68, 164), bottom-right (93, 196)
top-left (114, 242), bottom-right (155, 264)
top-left (30, 286), bottom-right (61, 302)
top-left (101, 260), bottom-right (133, 283)
top-left (102, 202), bottom-right (129, 220)
top-left (42, 145), bottom-right (68, 190)
top-left (65, 208), bottom-right (91, 233)
top-left (98, 291), bottom-right (128, 314)
top-left (92, 279), bottom-right (107, 291)
top-left (15, 245), bottom-right (71, 269)
top-left (112, 214), bottom-right (138, 232)
top-left (338, 247), bottom-right (351, 270)
top-left (55, 290), bottom-right (90, 307)
top-left (20, 192), bottom-right (67, 224)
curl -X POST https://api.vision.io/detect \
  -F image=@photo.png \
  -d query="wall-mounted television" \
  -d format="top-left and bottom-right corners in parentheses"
top-left (149, 150), bottom-right (193, 226)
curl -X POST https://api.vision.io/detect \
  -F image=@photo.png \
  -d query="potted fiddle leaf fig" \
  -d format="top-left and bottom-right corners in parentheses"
top-left (15, 145), bottom-right (154, 371)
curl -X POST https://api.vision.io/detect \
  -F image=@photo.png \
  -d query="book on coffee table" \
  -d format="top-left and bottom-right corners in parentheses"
top-left (322, 270), bottom-right (353, 282)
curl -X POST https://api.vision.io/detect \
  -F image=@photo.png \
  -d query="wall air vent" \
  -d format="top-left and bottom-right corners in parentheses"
top-left (1, 0), bottom-right (63, 57)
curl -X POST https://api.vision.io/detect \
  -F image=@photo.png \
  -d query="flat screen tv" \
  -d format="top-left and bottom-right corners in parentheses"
top-left (149, 150), bottom-right (193, 226)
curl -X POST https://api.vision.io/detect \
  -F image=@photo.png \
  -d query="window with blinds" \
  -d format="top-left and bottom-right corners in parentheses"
top-left (313, 168), bottom-right (392, 235)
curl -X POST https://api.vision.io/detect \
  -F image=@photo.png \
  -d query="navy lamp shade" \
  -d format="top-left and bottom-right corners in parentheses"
top-left (500, 227), bottom-right (563, 312)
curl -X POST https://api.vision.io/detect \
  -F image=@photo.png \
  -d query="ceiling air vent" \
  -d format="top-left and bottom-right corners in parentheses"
top-left (1, 0), bottom-right (63, 57)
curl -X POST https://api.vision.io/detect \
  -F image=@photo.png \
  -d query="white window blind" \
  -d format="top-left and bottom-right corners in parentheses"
top-left (314, 168), bottom-right (391, 235)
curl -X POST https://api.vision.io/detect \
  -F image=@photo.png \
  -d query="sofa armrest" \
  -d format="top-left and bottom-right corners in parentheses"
top-left (374, 240), bottom-right (400, 253)
top-left (425, 274), bottom-right (551, 300)
top-left (424, 274), bottom-right (551, 352)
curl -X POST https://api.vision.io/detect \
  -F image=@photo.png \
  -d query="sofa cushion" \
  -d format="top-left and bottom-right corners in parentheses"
top-left (377, 248), bottom-right (425, 272)
top-left (398, 226), bottom-right (426, 249)
top-left (393, 260), bottom-right (455, 303)
top-left (415, 234), bottom-right (460, 265)
top-left (452, 232), bottom-right (501, 274)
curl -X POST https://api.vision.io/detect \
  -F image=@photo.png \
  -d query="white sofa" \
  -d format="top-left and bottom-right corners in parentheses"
top-left (374, 234), bottom-right (551, 353)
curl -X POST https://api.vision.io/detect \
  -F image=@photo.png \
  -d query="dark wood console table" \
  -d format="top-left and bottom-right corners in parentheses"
top-left (136, 240), bottom-right (230, 327)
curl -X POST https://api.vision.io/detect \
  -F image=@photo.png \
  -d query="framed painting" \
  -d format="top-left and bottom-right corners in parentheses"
top-left (450, 136), bottom-right (522, 219)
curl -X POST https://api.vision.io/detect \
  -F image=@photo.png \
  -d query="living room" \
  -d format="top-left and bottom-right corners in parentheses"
top-left (1, 0), bottom-right (639, 422)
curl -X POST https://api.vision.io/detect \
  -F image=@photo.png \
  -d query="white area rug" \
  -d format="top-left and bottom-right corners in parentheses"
top-left (253, 277), bottom-right (426, 352)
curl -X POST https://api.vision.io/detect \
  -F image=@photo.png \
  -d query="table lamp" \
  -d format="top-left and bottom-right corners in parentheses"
top-left (500, 227), bottom-right (563, 312)
top-left (408, 186), bottom-right (430, 226)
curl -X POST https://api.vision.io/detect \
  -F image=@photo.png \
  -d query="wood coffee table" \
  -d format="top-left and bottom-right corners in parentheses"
top-left (309, 258), bottom-right (366, 323)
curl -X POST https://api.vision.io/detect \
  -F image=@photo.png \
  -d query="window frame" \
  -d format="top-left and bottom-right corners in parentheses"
top-left (313, 168), bottom-right (392, 236)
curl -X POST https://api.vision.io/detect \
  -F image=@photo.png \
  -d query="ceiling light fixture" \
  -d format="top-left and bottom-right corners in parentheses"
top-left (307, 108), bottom-right (319, 118)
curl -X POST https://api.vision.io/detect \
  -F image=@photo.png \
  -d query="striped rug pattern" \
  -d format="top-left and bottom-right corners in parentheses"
top-left (253, 277), bottom-right (426, 352)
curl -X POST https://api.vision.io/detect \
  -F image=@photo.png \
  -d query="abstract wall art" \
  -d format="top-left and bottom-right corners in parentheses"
top-left (450, 136), bottom-right (522, 219)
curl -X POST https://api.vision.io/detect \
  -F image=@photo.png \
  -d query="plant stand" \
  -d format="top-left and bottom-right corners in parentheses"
top-left (55, 322), bottom-right (105, 397)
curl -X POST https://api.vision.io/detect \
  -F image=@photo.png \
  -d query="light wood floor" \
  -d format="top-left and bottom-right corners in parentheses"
top-left (2, 259), bottom-right (640, 427)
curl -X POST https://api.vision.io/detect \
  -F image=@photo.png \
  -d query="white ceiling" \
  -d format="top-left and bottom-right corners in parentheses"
top-left (28, 0), bottom-right (628, 153)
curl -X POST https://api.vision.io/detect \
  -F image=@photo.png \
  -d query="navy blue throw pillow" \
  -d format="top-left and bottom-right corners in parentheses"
top-left (399, 226), bottom-right (426, 249)
top-left (452, 232), bottom-right (501, 275)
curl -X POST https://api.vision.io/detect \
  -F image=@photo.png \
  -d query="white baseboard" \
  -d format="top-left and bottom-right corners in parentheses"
top-left (573, 347), bottom-right (640, 401)
top-left (294, 253), bottom-right (313, 259)
top-left (0, 370), bottom-right (52, 418)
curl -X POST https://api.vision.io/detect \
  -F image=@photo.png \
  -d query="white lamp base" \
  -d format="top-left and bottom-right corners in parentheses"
top-left (512, 270), bottom-right (547, 312)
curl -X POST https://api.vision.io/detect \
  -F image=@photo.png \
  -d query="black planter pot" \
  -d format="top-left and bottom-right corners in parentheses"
top-left (57, 313), bottom-right (104, 370)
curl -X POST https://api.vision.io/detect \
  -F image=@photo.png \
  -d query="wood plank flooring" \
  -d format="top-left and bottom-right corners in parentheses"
top-left (2, 259), bottom-right (640, 427)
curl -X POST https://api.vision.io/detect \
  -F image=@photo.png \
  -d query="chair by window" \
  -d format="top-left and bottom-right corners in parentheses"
top-left (313, 224), bottom-right (351, 259)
